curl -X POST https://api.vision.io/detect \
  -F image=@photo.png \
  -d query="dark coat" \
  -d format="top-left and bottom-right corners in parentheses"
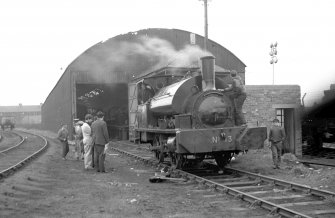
top-left (57, 127), bottom-right (69, 142)
top-left (91, 119), bottom-right (109, 146)
top-left (269, 126), bottom-right (286, 143)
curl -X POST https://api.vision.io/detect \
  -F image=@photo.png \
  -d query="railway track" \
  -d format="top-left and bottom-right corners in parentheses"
top-left (109, 140), bottom-right (335, 218)
top-left (0, 130), bottom-right (24, 152)
top-left (0, 130), bottom-right (48, 179)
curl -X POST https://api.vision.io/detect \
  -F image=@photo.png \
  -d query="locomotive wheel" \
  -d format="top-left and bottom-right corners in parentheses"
top-left (194, 154), bottom-right (205, 168)
top-left (154, 150), bottom-right (160, 159)
top-left (169, 152), bottom-right (176, 165)
top-left (158, 151), bottom-right (164, 163)
top-left (152, 136), bottom-right (164, 163)
top-left (175, 154), bottom-right (185, 169)
top-left (153, 150), bottom-right (164, 163)
top-left (213, 151), bottom-right (233, 169)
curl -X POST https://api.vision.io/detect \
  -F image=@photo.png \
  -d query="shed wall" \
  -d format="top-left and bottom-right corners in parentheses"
top-left (42, 71), bottom-right (73, 132)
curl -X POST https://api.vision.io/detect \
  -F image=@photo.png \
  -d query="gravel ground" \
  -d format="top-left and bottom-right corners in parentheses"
top-left (0, 129), bottom-right (269, 218)
top-left (229, 148), bottom-right (335, 193)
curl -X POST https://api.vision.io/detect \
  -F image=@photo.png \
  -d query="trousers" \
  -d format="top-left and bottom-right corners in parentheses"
top-left (84, 142), bottom-right (93, 169)
top-left (61, 140), bottom-right (69, 158)
top-left (271, 141), bottom-right (282, 167)
top-left (94, 144), bottom-right (106, 172)
top-left (74, 139), bottom-right (83, 160)
top-left (234, 93), bottom-right (246, 125)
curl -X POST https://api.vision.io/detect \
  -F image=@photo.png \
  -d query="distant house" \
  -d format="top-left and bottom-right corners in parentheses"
top-left (323, 84), bottom-right (335, 102)
top-left (0, 104), bottom-right (42, 127)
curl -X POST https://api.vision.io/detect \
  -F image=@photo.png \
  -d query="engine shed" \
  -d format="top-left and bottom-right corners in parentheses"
top-left (42, 28), bottom-right (246, 139)
top-left (42, 28), bottom-right (302, 156)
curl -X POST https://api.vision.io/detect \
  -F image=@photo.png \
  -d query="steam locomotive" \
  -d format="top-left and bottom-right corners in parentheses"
top-left (132, 56), bottom-right (267, 169)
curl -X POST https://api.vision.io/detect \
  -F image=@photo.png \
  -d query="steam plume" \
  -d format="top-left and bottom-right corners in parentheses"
top-left (72, 35), bottom-right (212, 82)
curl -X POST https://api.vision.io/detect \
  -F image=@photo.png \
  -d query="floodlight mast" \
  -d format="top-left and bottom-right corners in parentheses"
top-left (269, 42), bottom-right (278, 85)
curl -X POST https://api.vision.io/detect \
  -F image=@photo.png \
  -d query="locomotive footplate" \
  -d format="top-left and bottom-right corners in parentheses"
top-left (175, 126), bottom-right (267, 154)
top-left (136, 126), bottom-right (267, 154)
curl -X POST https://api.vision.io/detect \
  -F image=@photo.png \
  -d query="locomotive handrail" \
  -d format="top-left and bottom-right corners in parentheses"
top-left (151, 94), bottom-right (172, 101)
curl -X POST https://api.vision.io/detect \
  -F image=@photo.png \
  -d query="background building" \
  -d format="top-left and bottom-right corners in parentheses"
top-left (0, 104), bottom-right (42, 128)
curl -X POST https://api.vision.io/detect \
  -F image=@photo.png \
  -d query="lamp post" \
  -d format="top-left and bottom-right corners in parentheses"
top-left (269, 42), bottom-right (278, 85)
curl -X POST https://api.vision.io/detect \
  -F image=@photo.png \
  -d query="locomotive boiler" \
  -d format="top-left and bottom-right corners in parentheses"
top-left (134, 56), bottom-right (267, 169)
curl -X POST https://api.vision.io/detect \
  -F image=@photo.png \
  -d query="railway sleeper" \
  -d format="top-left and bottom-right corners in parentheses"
top-left (249, 200), bottom-right (262, 209)
top-left (308, 209), bottom-right (335, 216)
top-left (233, 184), bottom-right (273, 192)
top-left (222, 179), bottom-right (261, 187)
top-left (268, 207), bottom-right (279, 216)
top-left (207, 176), bottom-right (249, 183)
top-left (278, 200), bottom-right (325, 207)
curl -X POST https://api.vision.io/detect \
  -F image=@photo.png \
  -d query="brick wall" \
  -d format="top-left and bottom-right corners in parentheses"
top-left (244, 85), bottom-right (302, 156)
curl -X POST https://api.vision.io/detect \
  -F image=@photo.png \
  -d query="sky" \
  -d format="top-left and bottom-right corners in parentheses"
top-left (0, 0), bottom-right (334, 106)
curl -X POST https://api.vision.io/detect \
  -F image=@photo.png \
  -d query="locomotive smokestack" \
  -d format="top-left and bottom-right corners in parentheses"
top-left (200, 55), bottom-right (216, 91)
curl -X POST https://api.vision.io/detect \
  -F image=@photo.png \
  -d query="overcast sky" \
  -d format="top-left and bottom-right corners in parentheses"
top-left (0, 0), bottom-right (334, 106)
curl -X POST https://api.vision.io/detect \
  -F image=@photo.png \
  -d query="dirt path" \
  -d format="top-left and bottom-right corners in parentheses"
top-left (0, 131), bottom-right (268, 218)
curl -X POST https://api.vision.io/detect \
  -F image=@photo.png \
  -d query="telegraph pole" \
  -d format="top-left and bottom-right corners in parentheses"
top-left (200, 0), bottom-right (209, 51)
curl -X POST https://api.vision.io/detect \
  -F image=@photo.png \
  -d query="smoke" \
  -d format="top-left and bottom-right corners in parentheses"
top-left (72, 35), bottom-right (212, 82)
top-left (118, 36), bottom-right (212, 69)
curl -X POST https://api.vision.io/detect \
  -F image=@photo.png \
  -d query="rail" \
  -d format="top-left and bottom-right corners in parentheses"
top-left (0, 130), bottom-right (48, 179)
top-left (0, 131), bottom-right (25, 153)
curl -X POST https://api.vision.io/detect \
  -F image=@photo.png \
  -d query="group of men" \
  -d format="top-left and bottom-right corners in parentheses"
top-left (57, 111), bottom-right (110, 173)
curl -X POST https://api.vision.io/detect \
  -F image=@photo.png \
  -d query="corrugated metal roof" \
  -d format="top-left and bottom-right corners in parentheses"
top-left (0, 105), bottom-right (41, 112)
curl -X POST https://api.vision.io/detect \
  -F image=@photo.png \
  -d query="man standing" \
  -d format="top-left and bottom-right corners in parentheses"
top-left (91, 111), bottom-right (109, 173)
top-left (223, 70), bottom-right (247, 126)
top-left (57, 124), bottom-right (69, 160)
top-left (138, 82), bottom-right (155, 104)
top-left (269, 118), bottom-right (286, 169)
top-left (82, 114), bottom-right (93, 170)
